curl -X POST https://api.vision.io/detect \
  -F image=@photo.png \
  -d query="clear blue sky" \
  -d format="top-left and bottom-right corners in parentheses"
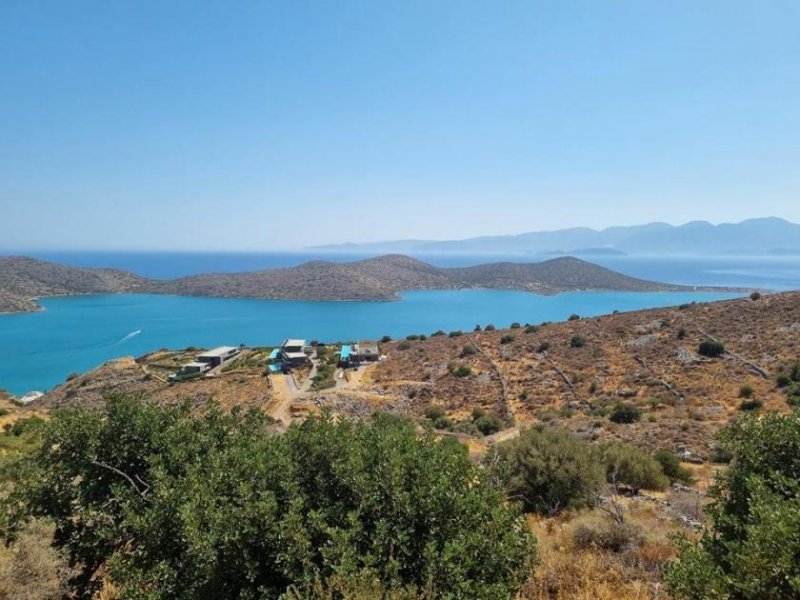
top-left (1, 1), bottom-right (799, 250)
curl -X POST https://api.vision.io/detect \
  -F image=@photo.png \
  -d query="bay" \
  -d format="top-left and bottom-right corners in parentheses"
top-left (0, 289), bottom-right (739, 396)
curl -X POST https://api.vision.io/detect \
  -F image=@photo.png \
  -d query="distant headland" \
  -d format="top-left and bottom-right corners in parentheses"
top-left (0, 254), bottom-right (743, 314)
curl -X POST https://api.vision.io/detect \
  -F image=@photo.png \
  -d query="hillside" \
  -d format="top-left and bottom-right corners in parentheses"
top-left (0, 256), bottom-right (148, 312)
top-left (0, 254), bottom-right (713, 313)
top-left (365, 291), bottom-right (800, 458)
top-left (19, 292), bottom-right (800, 599)
top-left (29, 291), bottom-right (800, 461)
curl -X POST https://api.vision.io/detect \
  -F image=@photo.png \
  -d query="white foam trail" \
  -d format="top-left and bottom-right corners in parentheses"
top-left (117, 329), bottom-right (142, 344)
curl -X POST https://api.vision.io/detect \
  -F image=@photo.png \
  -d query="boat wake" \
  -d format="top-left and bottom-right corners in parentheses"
top-left (116, 329), bottom-right (142, 344)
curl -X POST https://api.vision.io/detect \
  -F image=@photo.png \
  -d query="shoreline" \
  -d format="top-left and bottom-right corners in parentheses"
top-left (0, 285), bottom-right (757, 316)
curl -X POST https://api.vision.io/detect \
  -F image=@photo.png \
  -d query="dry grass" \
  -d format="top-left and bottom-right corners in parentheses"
top-left (523, 503), bottom-right (679, 600)
top-left (0, 522), bottom-right (74, 600)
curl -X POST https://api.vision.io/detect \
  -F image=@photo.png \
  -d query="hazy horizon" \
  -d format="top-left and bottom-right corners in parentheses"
top-left (2, 2), bottom-right (799, 251)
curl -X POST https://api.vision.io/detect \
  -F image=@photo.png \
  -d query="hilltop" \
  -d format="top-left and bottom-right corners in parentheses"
top-left (0, 256), bottom-right (148, 313)
top-left (0, 254), bottom-right (715, 313)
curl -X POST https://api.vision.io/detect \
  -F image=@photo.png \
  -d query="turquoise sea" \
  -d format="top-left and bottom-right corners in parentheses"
top-left (3, 251), bottom-right (800, 396)
top-left (0, 289), bottom-right (739, 396)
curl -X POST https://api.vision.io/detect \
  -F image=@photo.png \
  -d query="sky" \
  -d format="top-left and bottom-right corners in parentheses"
top-left (1, 1), bottom-right (799, 251)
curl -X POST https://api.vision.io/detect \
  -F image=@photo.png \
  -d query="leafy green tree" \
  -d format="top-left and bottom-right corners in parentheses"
top-left (490, 426), bottom-right (604, 514)
top-left (666, 413), bottom-right (800, 599)
top-left (2, 396), bottom-right (535, 600)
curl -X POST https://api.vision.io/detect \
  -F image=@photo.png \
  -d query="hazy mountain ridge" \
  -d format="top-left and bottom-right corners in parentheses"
top-left (311, 217), bottom-right (800, 255)
top-left (0, 254), bottom-right (716, 313)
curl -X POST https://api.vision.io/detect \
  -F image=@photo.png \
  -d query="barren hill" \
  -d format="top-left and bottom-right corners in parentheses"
top-left (0, 256), bottom-right (148, 313)
top-left (0, 253), bottom-right (725, 313)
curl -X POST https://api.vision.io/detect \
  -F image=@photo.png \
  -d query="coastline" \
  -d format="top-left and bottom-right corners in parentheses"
top-left (0, 284), bottom-right (756, 316)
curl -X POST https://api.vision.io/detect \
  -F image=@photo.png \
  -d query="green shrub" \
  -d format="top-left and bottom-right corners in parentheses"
top-left (652, 449), bottom-right (695, 485)
top-left (0, 408), bottom-right (9, 418)
top-left (536, 342), bottom-right (550, 353)
top-left (525, 325), bottom-right (539, 334)
top-left (666, 413), bottom-right (800, 599)
top-left (471, 407), bottom-right (486, 421)
top-left (599, 442), bottom-right (669, 493)
top-left (431, 330), bottom-right (445, 337)
top-left (2, 396), bottom-right (536, 599)
top-left (448, 330), bottom-right (463, 338)
top-left (460, 344), bottom-right (477, 357)
top-left (491, 426), bottom-right (604, 514)
top-left (397, 341), bottom-right (412, 350)
top-left (510, 322), bottom-right (521, 329)
top-left (568, 314), bottom-right (581, 321)
top-left (500, 335), bottom-right (515, 345)
top-left (484, 324), bottom-right (496, 331)
top-left (677, 327), bottom-right (686, 340)
top-left (424, 406), bottom-right (445, 420)
top-left (451, 365), bottom-right (472, 378)
top-left (9, 416), bottom-right (45, 437)
top-left (433, 416), bottom-right (454, 431)
top-left (569, 335), bottom-right (586, 348)
top-left (739, 398), bottom-right (763, 411)
top-left (380, 335), bottom-right (392, 343)
top-left (698, 340), bottom-right (725, 357)
top-left (739, 383), bottom-right (754, 398)
top-left (405, 334), bottom-right (419, 341)
top-left (609, 403), bottom-right (641, 424)
top-left (474, 414), bottom-right (502, 436)
top-left (776, 374), bottom-right (791, 388)
top-left (750, 291), bottom-right (761, 301)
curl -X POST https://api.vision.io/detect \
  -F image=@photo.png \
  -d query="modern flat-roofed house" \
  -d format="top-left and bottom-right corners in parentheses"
top-left (354, 340), bottom-right (380, 363)
top-left (280, 338), bottom-right (311, 366)
top-left (196, 346), bottom-right (240, 368)
top-left (169, 361), bottom-right (211, 382)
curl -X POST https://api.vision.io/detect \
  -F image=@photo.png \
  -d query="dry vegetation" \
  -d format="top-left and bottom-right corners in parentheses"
top-left (371, 291), bottom-right (800, 457)
top-left (6, 292), bottom-right (799, 598)
top-left (33, 349), bottom-right (274, 414)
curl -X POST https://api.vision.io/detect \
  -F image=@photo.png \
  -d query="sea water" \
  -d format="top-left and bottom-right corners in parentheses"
top-left (0, 289), bottom-right (740, 395)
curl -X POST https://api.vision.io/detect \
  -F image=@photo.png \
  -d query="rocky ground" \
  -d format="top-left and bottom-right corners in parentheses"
top-left (369, 291), bottom-right (800, 457)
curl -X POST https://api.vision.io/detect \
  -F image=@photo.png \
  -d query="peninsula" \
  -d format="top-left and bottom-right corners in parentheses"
top-left (0, 254), bottom-right (735, 314)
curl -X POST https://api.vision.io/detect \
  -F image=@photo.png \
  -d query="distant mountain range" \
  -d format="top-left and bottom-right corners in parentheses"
top-left (0, 254), bottom-right (732, 314)
top-left (311, 217), bottom-right (800, 256)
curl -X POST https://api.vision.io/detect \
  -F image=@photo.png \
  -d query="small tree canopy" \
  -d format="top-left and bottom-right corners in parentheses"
top-left (490, 426), bottom-right (604, 514)
top-left (2, 395), bottom-right (535, 599)
top-left (666, 413), bottom-right (800, 599)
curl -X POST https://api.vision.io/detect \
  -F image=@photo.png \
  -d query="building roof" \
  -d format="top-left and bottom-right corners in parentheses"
top-left (358, 340), bottom-right (379, 354)
top-left (282, 339), bottom-right (306, 348)
top-left (282, 351), bottom-right (308, 360)
top-left (197, 346), bottom-right (239, 358)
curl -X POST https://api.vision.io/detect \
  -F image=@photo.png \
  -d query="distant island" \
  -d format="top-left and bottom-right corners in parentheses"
top-left (0, 254), bottom-right (738, 314)
top-left (310, 217), bottom-right (800, 256)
